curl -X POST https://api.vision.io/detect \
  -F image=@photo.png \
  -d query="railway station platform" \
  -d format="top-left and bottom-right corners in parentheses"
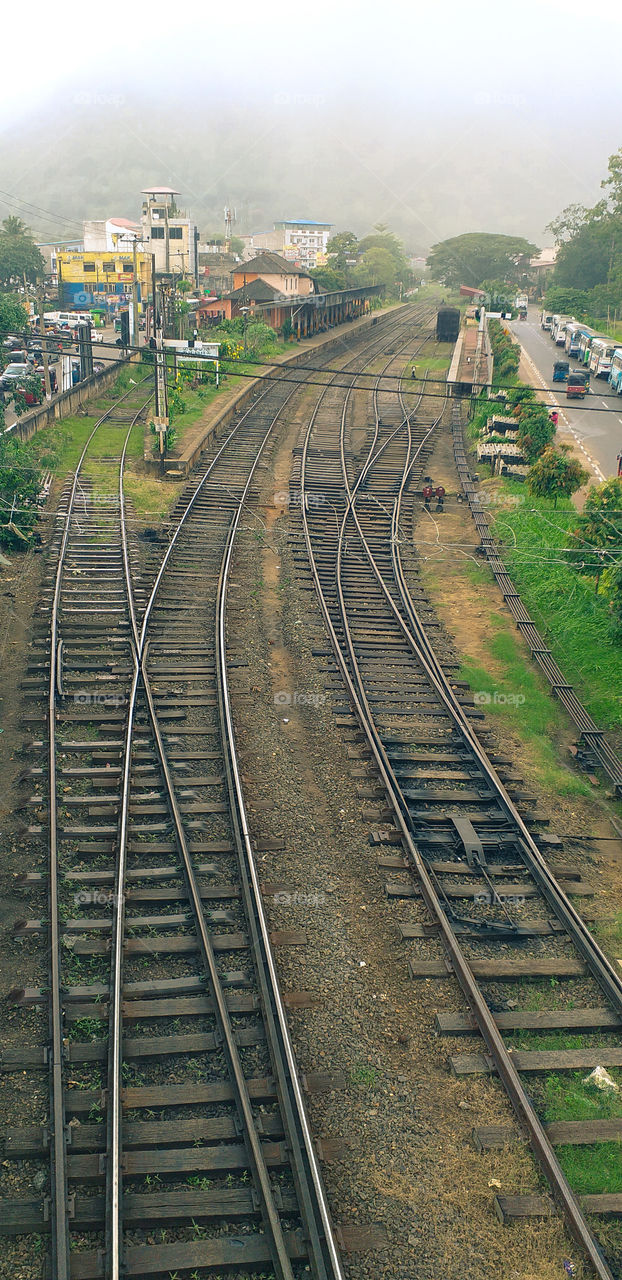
top-left (448, 307), bottom-right (492, 395)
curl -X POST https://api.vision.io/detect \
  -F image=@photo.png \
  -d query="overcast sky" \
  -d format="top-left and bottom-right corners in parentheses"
top-left (2, 0), bottom-right (621, 244)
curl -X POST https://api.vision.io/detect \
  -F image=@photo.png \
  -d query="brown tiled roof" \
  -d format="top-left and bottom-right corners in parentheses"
top-left (237, 251), bottom-right (310, 277)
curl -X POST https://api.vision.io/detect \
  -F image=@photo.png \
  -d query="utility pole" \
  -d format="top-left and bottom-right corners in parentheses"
top-left (153, 287), bottom-right (169, 476)
top-left (131, 235), bottom-right (139, 345)
top-left (37, 290), bottom-right (52, 399)
top-left (122, 233), bottom-right (140, 345)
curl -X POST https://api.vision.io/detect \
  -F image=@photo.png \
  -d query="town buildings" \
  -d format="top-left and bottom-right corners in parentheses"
top-left (140, 187), bottom-right (199, 283)
top-left (57, 248), bottom-right (152, 314)
top-left (83, 217), bottom-right (145, 253)
top-left (240, 219), bottom-right (332, 270)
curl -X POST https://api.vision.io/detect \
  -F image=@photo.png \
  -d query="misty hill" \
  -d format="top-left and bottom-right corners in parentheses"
top-left (0, 92), bottom-right (612, 253)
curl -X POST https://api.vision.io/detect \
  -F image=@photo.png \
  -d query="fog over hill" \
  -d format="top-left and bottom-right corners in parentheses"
top-left (2, 0), bottom-right (622, 254)
top-left (1, 88), bottom-right (618, 254)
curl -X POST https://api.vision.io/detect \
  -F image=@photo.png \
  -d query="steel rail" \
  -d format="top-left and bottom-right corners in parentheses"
top-left (115, 338), bottom-right (394, 1273)
top-left (303, 366), bottom-right (614, 1274)
top-left (115, 380), bottom-right (307, 1279)
top-left (111, 315), bottom-right (425, 1274)
top-left (103, 408), bottom-right (150, 1280)
top-left (216, 438), bottom-right (345, 1280)
top-left (299, 355), bottom-right (614, 1277)
top-left (451, 409), bottom-right (622, 793)
top-left (45, 380), bottom-right (151, 1280)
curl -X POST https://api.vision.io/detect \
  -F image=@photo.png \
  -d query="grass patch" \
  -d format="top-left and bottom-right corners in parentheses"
top-left (543, 1071), bottom-right (622, 1123)
top-left (30, 410), bottom-right (145, 475)
top-left (458, 611), bottom-right (592, 796)
top-left (540, 1072), bottom-right (622, 1193)
top-left (488, 484), bottom-right (622, 731)
top-left (123, 472), bottom-right (173, 522)
top-left (558, 1143), bottom-right (622, 1194)
top-left (507, 1030), bottom-right (597, 1053)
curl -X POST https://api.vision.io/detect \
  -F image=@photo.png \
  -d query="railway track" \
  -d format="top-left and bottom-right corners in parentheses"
top-left (2, 308), bottom-right (436, 1278)
top-left (294, 327), bottom-right (622, 1278)
top-left (452, 406), bottom-right (622, 795)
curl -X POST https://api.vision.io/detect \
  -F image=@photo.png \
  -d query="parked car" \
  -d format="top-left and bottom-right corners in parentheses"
top-left (0, 361), bottom-right (31, 390)
top-left (34, 364), bottom-right (58, 393)
top-left (14, 377), bottom-right (44, 407)
top-left (3, 335), bottom-right (23, 351)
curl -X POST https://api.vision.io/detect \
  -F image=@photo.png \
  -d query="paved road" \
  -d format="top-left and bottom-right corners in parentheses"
top-left (2, 324), bottom-right (119, 429)
top-left (508, 309), bottom-right (622, 481)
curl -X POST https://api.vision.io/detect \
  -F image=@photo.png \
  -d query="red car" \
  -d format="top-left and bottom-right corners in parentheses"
top-left (14, 375), bottom-right (44, 407)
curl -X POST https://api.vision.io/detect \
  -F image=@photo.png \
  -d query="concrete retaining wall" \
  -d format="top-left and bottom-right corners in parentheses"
top-left (10, 352), bottom-right (140, 443)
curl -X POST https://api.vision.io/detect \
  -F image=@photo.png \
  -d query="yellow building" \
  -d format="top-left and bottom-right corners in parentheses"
top-left (58, 250), bottom-right (152, 314)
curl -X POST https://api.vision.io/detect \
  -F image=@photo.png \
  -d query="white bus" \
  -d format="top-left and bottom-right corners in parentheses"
top-left (552, 315), bottom-right (574, 345)
top-left (44, 310), bottom-right (94, 329)
top-left (589, 336), bottom-right (618, 378)
top-left (608, 349), bottom-right (622, 394)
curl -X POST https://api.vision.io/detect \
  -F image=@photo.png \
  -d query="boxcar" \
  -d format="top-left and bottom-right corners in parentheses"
top-left (436, 306), bottom-right (460, 343)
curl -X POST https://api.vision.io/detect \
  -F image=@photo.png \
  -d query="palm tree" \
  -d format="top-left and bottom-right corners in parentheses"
top-left (2, 216), bottom-right (28, 237)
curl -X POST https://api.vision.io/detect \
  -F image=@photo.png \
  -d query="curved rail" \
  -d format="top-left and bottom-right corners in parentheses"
top-left (46, 381), bottom-right (152, 1280)
top-left (105, 318), bottom-right (425, 1275)
top-left (299, 345), bottom-right (615, 1278)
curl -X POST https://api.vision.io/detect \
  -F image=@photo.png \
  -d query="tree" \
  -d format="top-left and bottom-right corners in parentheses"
top-left (229, 235), bottom-right (245, 257)
top-left (546, 204), bottom-right (589, 245)
top-left (601, 146), bottom-right (622, 215)
top-left (243, 321), bottom-right (277, 357)
top-left (0, 218), bottom-right (44, 286)
top-left (552, 218), bottom-right (616, 292)
top-left (310, 266), bottom-right (347, 292)
top-left (12, 373), bottom-right (44, 417)
top-left (0, 293), bottom-right (28, 335)
top-left (526, 445), bottom-right (589, 507)
top-left (354, 247), bottom-right (397, 289)
top-left (479, 279), bottom-right (516, 311)
top-left (567, 477), bottom-right (622, 590)
top-left (0, 417), bottom-right (44, 547)
top-left (602, 560), bottom-right (622, 632)
top-left (543, 286), bottom-right (590, 315)
top-left (515, 404), bottom-right (556, 461)
top-left (426, 232), bottom-right (539, 289)
top-left (325, 231), bottom-right (358, 270)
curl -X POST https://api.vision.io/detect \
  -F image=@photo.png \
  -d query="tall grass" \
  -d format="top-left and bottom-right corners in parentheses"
top-left (490, 485), bottom-right (622, 731)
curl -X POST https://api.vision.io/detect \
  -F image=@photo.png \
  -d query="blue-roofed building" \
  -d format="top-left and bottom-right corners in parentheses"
top-left (274, 219), bottom-right (332, 269)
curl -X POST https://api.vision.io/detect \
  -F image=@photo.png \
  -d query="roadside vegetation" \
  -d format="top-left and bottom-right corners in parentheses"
top-left (465, 321), bottom-right (622, 735)
top-left (544, 145), bottom-right (622, 337)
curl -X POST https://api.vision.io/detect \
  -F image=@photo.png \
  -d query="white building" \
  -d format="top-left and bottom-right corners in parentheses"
top-left (241, 219), bottom-right (332, 270)
top-left (83, 217), bottom-right (146, 253)
top-left (140, 186), bottom-right (199, 282)
top-left (275, 220), bottom-right (332, 269)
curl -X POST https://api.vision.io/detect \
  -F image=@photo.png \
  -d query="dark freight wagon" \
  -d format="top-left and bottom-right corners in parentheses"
top-left (436, 306), bottom-right (460, 343)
